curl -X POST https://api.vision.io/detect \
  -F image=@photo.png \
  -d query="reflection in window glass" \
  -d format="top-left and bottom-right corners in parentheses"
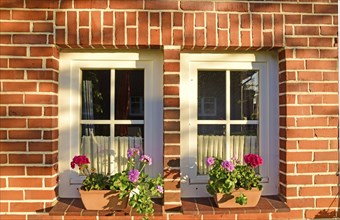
top-left (198, 97), bottom-right (217, 117)
top-left (130, 96), bottom-right (144, 116)
top-left (230, 71), bottom-right (259, 120)
top-left (115, 70), bottom-right (144, 120)
top-left (82, 70), bottom-right (111, 120)
top-left (197, 125), bottom-right (226, 175)
top-left (198, 71), bottom-right (226, 120)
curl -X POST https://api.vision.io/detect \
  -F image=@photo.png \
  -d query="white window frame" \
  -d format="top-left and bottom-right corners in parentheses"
top-left (59, 51), bottom-right (163, 198)
top-left (180, 53), bottom-right (279, 198)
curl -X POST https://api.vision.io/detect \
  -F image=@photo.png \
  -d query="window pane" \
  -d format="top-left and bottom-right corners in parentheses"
top-left (115, 125), bottom-right (144, 172)
top-left (230, 71), bottom-right (259, 120)
top-left (229, 124), bottom-right (258, 163)
top-left (197, 125), bottom-right (226, 175)
top-left (80, 124), bottom-right (111, 174)
top-left (82, 70), bottom-right (111, 120)
top-left (198, 71), bottom-right (226, 120)
top-left (115, 70), bottom-right (144, 120)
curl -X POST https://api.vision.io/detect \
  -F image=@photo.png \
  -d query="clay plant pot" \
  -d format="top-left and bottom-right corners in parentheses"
top-left (213, 188), bottom-right (262, 208)
top-left (79, 189), bottom-right (128, 210)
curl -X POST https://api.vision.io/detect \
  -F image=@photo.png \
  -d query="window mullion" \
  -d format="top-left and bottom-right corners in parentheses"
top-left (110, 69), bottom-right (115, 174)
top-left (80, 120), bottom-right (111, 124)
top-left (197, 120), bottom-right (258, 125)
top-left (226, 70), bottom-right (231, 160)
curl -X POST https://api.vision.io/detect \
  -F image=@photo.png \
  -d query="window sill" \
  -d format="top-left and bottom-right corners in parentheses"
top-left (182, 196), bottom-right (290, 215)
top-left (49, 196), bottom-right (289, 217)
top-left (49, 198), bottom-right (163, 216)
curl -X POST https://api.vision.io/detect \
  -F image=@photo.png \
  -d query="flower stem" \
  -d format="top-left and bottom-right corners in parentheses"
top-left (140, 163), bottom-right (146, 173)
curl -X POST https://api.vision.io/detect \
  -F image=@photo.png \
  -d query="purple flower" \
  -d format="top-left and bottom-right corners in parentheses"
top-left (127, 148), bottom-right (140, 158)
top-left (140, 155), bottom-right (152, 165)
top-left (156, 185), bottom-right (163, 193)
top-left (206, 157), bottom-right (215, 166)
top-left (128, 169), bottom-right (140, 183)
top-left (221, 160), bottom-right (234, 172)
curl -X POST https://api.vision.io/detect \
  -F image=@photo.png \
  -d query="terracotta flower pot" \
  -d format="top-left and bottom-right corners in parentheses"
top-left (214, 188), bottom-right (262, 208)
top-left (79, 189), bottom-right (128, 210)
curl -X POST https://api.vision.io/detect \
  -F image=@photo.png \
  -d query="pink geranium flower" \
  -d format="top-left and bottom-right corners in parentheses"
top-left (70, 155), bottom-right (90, 169)
top-left (127, 148), bottom-right (140, 158)
top-left (156, 185), bottom-right (163, 193)
top-left (128, 169), bottom-right (140, 183)
top-left (140, 155), bottom-right (152, 165)
top-left (221, 160), bottom-right (234, 172)
top-left (244, 154), bottom-right (263, 168)
top-left (206, 157), bottom-right (215, 166)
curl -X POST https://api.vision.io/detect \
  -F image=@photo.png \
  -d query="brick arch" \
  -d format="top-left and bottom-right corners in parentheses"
top-left (55, 7), bottom-right (284, 50)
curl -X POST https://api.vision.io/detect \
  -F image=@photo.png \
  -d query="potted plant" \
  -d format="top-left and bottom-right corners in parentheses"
top-left (206, 153), bottom-right (263, 208)
top-left (71, 155), bottom-right (129, 210)
top-left (119, 148), bottom-right (164, 220)
top-left (71, 149), bottom-right (163, 220)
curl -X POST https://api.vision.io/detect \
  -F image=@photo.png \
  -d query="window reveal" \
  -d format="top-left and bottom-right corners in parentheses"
top-left (180, 53), bottom-right (279, 198)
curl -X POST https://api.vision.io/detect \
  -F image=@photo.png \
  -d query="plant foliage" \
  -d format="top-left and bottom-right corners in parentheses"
top-left (206, 154), bottom-right (263, 205)
top-left (71, 150), bottom-right (163, 220)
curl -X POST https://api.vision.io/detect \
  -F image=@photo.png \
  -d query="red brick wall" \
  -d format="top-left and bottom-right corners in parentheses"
top-left (0, 0), bottom-right (59, 217)
top-left (0, 0), bottom-right (338, 219)
top-left (163, 46), bottom-right (181, 209)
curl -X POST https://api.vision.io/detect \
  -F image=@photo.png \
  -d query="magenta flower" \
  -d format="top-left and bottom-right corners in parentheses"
top-left (156, 185), bottom-right (163, 193)
top-left (221, 160), bottom-right (234, 172)
top-left (127, 148), bottom-right (140, 158)
top-left (128, 169), bottom-right (140, 183)
top-left (206, 157), bottom-right (215, 166)
top-left (140, 155), bottom-right (152, 165)
top-left (244, 154), bottom-right (263, 168)
top-left (70, 155), bottom-right (90, 169)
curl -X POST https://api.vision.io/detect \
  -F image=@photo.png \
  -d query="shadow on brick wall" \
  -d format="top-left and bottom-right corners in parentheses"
top-left (314, 173), bottom-right (339, 218)
top-left (315, 209), bottom-right (337, 219)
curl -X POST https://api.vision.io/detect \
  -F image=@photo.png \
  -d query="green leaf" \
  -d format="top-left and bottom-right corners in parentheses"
top-left (235, 193), bottom-right (248, 205)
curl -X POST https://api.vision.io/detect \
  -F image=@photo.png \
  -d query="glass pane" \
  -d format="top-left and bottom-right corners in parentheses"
top-left (115, 125), bottom-right (144, 172)
top-left (229, 125), bottom-right (258, 163)
top-left (230, 70), bottom-right (259, 120)
top-left (197, 125), bottom-right (226, 175)
top-left (82, 70), bottom-right (111, 120)
top-left (115, 70), bottom-right (144, 120)
top-left (198, 71), bottom-right (226, 120)
top-left (80, 124), bottom-right (111, 174)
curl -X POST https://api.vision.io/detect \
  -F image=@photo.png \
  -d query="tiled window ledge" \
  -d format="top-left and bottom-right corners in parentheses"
top-left (49, 198), bottom-right (163, 216)
top-left (182, 196), bottom-right (290, 215)
top-left (49, 196), bottom-right (289, 217)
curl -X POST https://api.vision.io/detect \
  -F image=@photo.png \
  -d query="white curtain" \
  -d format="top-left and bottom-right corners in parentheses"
top-left (197, 135), bottom-right (258, 175)
top-left (113, 136), bottom-right (143, 172)
top-left (81, 136), bottom-right (143, 174)
top-left (198, 135), bottom-right (225, 175)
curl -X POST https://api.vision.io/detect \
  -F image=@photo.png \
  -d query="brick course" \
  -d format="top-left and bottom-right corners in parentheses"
top-left (0, 0), bottom-right (338, 219)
